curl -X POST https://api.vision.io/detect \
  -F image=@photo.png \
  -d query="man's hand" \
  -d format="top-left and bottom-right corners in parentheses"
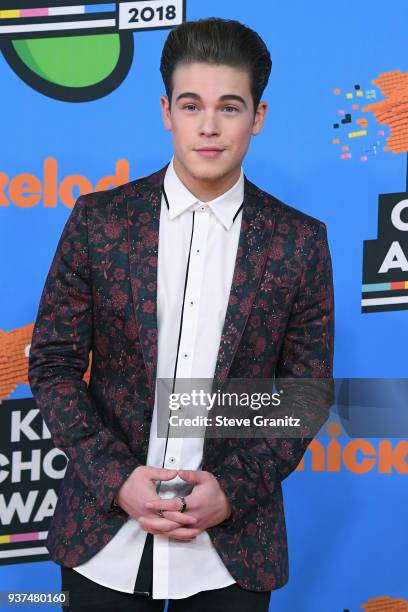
top-left (144, 469), bottom-right (232, 540)
top-left (115, 466), bottom-right (200, 541)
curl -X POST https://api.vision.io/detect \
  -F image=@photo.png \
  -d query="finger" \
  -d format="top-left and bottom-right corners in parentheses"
top-left (177, 469), bottom-right (203, 484)
top-left (156, 511), bottom-right (197, 525)
top-left (167, 527), bottom-right (202, 541)
top-left (145, 500), bottom-right (197, 523)
top-left (139, 516), bottom-right (184, 533)
top-left (145, 499), bottom-right (188, 512)
top-left (147, 468), bottom-right (178, 481)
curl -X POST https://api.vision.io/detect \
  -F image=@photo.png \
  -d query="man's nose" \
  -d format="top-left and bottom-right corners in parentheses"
top-left (199, 111), bottom-right (220, 136)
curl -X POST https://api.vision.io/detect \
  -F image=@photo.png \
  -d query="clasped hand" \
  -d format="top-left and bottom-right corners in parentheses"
top-left (115, 466), bottom-right (232, 542)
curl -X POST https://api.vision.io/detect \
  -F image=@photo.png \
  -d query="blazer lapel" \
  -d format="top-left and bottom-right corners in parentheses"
top-left (127, 163), bottom-right (169, 396)
top-left (127, 164), bottom-right (276, 396)
top-left (213, 178), bottom-right (276, 385)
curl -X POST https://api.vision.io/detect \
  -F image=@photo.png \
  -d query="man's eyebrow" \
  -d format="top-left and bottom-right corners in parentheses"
top-left (175, 92), bottom-right (247, 107)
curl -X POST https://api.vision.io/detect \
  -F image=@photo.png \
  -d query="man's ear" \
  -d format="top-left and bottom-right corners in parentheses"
top-left (160, 95), bottom-right (172, 131)
top-left (251, 101), bottom-right (268, 136)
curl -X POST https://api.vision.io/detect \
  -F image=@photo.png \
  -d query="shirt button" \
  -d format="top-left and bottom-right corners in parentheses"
top-left (183, 353), bottom-right (189, 359)
top-left (167, 456), bottom-right (177, 465)
top-left (196, 249), bottom-right (200, 253)
top-left (189, 300), bottom-right (194, 306)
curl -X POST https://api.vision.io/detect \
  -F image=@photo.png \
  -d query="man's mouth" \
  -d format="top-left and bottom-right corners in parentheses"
top-left (195, 147), bottom-right (225, 158)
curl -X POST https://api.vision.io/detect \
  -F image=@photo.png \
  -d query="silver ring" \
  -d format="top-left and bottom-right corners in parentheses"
top-left (157, 509), bottom-right (165, 518)
top-left (178, 496), bottom-right (187, 513)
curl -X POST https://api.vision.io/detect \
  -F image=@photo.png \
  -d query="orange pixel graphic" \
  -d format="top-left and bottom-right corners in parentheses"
top-left (0, 324), bottom-right (91, 401)
top-left (361, 595), bottom-right (408, 611)
top-left (356, 118), bottom-right (368, 128)
top-left (362, 70), bottom-right (408, 154)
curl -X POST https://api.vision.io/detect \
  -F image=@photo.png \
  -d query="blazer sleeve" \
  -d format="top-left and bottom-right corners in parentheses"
top-left (28, 196), bottom-right (141, 514)
top-left (213, 222), bottom-right (335, 526)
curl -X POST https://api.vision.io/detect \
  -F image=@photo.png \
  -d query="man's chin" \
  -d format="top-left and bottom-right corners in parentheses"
top-left (186, 160), bottom-right (230, 182)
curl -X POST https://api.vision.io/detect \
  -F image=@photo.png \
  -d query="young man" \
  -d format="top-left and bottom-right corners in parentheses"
top-left (28, 16), bottom-right (334, 612)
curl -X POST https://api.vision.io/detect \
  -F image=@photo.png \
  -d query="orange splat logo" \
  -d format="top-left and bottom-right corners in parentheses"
top-left (360, 595), bottom-right (408, 610)
top-left (363, 70), bottom-right (408, 154)
top-left (0, 324), bottom-right (91, 401)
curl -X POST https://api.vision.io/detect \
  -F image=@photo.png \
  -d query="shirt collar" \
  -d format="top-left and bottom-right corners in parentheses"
top-left (162, 156), bottom-right (244, 230)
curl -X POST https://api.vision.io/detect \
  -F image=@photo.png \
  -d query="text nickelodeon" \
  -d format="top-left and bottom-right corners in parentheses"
top-left (0, 158), bottom-right (129, 208)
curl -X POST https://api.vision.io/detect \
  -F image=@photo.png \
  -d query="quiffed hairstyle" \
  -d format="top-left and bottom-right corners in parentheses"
top-left (160, 17), bottom-right (272, 116)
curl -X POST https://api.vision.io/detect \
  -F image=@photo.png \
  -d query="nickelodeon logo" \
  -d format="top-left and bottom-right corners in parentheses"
top-left (297, 421), bottom-right (408, 475)
top-left (0, 157), bottom-right (129, 209)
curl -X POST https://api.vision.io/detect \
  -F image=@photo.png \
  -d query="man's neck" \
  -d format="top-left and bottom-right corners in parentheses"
top-left (172, 156), bottom-right (241, 203)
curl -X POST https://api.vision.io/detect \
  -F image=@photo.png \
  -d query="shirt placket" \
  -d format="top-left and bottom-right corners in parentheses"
top-left (153, 204), bottom-right (210, 599)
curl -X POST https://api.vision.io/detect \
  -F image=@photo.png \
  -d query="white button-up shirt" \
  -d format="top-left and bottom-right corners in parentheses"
top-left (73, 156), bottom-right (244, 599)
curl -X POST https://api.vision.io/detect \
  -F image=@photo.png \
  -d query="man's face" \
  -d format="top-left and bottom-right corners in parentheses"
top-left (160, 62), bottom-right (267, 186)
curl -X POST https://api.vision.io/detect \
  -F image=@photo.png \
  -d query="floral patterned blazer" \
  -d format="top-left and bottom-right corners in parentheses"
top-left (28, 161), bottom-right (335, 592)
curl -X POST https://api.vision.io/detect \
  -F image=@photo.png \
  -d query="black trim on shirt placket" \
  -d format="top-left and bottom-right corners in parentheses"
top-left (156, 188), bottom-right (242, 477)
top-left (233, 202), bottom-right (243, 223)
top-left (159, 205), bottom-right (196, 476)
top-left (162, 186), bottom-right (170, 210)
top-left (133, 188), bottom-right (240, 596)
top-left (133, 190), bottom-right (195, 596)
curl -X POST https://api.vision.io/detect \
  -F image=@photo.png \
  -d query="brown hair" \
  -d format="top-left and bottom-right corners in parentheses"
top-left (160, 17), bottom-right (272, 116)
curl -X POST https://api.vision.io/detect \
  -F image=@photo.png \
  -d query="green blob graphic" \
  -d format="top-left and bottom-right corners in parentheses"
top-left (12, 34), bottom-right (121, 87)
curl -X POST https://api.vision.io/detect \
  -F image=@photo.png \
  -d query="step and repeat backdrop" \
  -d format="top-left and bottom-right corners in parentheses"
top-left (0, 0), bottom-right (407, 610)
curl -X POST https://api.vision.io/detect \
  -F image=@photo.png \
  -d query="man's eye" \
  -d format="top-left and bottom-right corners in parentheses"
top-left (182, 104), bottom-right (238, 112)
